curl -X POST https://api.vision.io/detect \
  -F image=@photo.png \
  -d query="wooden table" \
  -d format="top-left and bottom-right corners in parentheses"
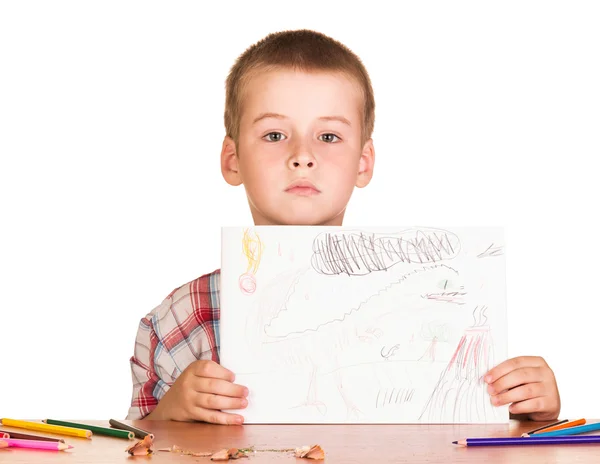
top-left (0, 420), bottom-right (598, 463)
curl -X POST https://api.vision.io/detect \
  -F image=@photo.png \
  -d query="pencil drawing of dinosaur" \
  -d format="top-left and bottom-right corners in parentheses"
top-left (244, 262), bottom-right (467, 421)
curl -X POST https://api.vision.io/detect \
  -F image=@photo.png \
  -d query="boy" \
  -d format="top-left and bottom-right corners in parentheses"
top-left (127, 29), bottom-right (560, 424)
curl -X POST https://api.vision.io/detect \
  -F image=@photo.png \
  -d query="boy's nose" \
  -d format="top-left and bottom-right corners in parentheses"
top-left (288, 151), bottom-right (316, 169)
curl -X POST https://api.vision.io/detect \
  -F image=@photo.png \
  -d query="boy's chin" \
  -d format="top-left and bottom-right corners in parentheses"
top-left (271, 210), bottom-right (344, 227)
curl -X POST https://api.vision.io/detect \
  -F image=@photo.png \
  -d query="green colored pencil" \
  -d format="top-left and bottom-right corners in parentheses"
top-left (43, 420), bottom-right (134, 440)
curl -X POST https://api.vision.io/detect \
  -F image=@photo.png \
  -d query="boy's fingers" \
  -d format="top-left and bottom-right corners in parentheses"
top-left (490, 382), bottom-right (545, 407)
top-left (484, 356), bottom-right (546, 383)
top-left (192, 360), bottom-right (236, 382)
top-left (506, 397), bottom-right (547, 416)
top-left (193, 407), bottom-right (244, 425)
top-left (195, 377), bottom-right (249, 398)
top-left (487, 367), bottom-right (544, 394)
top-left (196, 393), bottom-right (248, 411)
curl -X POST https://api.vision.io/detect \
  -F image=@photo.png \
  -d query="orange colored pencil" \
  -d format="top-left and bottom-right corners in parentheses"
top-left (531, 418), bottom-right (586, 435)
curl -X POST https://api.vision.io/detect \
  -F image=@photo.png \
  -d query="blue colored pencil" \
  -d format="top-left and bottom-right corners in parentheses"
top-left (454, 435), bottom-right (600, 447)
top-left (530, 422), bottom-right (600, 438)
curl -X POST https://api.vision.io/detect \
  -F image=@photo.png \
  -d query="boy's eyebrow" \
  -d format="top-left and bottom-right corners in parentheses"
top-left (253, 112), bottom-right (287, 124)
top-left (252, 113), bottom-right (352, 126)
top-left (318, 115), bottom-right (352, 126)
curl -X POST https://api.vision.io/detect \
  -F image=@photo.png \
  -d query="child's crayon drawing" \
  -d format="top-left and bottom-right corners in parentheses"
top-left (220, 226), bottom-right (509, 424)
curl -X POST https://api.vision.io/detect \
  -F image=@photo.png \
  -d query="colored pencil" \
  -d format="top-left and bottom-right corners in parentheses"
top-left (44, 419), bottom-right (133, 439)
top-left (0, 429), bottom-right (65, 443)
top-left (0, 440), bottom-right (8, 449)
top-left (527, 421), bottom-right (600, 438)
top-left (109, 419), bottom-right (154, 439)
top-left (0, 419), bottom-right (91, 439)
top-left (528, 418), bottom-right (586, 436)
top-left (454, 435), bottom-right (600, 447)
top-left (0, 438), bottom-right (73, 451)
top-left (0, 432), bottom-right (8, 439)
top-left (523, 418), bottom-right (569, 436)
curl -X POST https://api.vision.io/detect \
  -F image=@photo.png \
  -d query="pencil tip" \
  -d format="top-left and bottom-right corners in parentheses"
top-left (452, 441), bottom-right (457, 444)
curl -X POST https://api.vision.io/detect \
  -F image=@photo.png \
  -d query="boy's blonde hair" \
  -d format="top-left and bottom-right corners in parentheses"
top-left (225, 29), bottom-right (375, 145)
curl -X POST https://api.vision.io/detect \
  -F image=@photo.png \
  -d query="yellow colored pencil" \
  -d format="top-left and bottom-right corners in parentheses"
top-left (0, 419), bottom-right (92, 439)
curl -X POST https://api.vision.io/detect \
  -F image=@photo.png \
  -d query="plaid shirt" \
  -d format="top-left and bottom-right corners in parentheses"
top-left (126, 270), bottom-right (221, 420)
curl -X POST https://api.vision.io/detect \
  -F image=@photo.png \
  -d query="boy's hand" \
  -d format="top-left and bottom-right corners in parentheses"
top-left (145, 360), bottom-right (248, 424)
top-left (485, 356), bottom-right (560, 421)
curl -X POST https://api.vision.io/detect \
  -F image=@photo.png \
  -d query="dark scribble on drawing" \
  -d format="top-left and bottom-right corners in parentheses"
top-left (311, 228), bottom-right (461, 276)
top-left (477, 243), bottom-right (504, 258)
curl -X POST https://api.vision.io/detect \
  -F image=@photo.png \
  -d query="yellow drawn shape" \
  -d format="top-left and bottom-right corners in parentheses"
top-left (242, 228), bottom-right (263, 274)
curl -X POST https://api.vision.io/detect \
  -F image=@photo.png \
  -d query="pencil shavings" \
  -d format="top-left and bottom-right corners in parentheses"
top-left (157, 444), bottom-right (212, 457)
top-left (126, 435), bottom-right (154, 456)
top-left (294, 444), bottom-right (325, 460)
top-left (156, 443), bottom-right (322, 460)
top-left (157, 444), bottom-right (250, 460)
top-left (211, 448), bottom-right (249, 460)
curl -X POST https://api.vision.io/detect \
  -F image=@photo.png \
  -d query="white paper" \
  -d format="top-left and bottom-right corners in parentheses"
top-left (220, 226), bottom-right (509, 424)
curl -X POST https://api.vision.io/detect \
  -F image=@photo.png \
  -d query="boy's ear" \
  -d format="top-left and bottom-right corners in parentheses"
top-left (355, 138), bottom-right (375, 188)
top-left (221, 136), bottom-right (242, 186)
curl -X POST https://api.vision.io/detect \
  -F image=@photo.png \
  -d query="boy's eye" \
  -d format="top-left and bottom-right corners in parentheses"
top-left (319, 133), bottom-right (340, 143)
top-left (263, 132), bottom-right (286, 142)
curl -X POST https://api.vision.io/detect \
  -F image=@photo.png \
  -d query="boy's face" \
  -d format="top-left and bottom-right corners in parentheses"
top-left (221, 69), bottom-right (375, 226)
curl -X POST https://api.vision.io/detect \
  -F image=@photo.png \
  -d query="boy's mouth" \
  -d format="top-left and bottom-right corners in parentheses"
top-left (285, 179), bottom-right (320, 196)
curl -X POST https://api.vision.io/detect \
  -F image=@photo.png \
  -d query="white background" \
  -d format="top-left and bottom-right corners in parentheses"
top-left (1, 1), bottom-right (599, 420)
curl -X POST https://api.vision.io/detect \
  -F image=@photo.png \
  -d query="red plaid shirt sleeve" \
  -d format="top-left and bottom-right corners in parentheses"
top-left (126, 270), bottom-right (221, 420)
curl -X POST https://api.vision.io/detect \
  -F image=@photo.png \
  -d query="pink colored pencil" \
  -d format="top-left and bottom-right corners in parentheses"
top-left (0, 438), bottom-right (72, 451)
top-left (0, 440), bottom-right (9, 449)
